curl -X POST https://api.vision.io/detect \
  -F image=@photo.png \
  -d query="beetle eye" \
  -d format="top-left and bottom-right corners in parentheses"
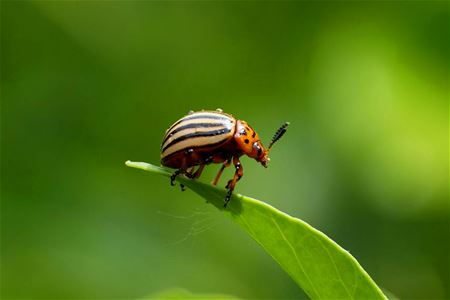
top-left (253, 142), bottom-right (262, 157)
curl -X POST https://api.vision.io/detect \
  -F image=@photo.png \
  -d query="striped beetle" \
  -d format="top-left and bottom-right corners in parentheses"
top-left (161, 109), bottom-right (289, 207)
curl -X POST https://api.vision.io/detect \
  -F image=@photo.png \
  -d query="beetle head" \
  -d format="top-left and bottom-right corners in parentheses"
top-left (235, 120), bottom-right (289, 168)
top-left (235, 121), bottom-right (267, 165)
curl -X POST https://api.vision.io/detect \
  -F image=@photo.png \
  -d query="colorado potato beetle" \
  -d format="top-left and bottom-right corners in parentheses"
top-left (161, 109), bottom-right (289, 207)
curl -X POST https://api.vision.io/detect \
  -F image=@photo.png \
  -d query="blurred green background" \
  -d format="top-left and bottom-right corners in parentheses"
top-left (1, 1), bottom-right (448, 299)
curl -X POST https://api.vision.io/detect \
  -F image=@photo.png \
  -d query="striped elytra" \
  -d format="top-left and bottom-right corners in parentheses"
top-left (160, 109), bottom-right (289, 207)
top-left (161, 111), bottom-right (236, 164)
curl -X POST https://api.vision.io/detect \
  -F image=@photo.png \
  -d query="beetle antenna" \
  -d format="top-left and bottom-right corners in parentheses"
top-left (267, 122), bottom-right (289, 153)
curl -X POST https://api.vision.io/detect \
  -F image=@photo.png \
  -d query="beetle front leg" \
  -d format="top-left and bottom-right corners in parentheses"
top-left (224, 156), bottom-right (243, 207)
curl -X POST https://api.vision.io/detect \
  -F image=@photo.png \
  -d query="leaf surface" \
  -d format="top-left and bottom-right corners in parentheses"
top-left (126, 161), bottom-right (387, 300)
top-left (146, 288), bottom-right (240, 300)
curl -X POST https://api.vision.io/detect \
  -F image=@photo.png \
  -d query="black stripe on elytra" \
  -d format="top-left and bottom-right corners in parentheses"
top-left (166, 113), bottom-right (232, 134)
top-left (162, 122), bottom-right (227, 146)
top-left (161, 138), bottom-right (230, 161)
top-left (162, 127), bottom-right (232, 153)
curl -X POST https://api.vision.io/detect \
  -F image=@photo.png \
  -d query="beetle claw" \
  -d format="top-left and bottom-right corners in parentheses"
top-left (224, 189), bottom-right (232, 207)
top-left (170, 170), bottom-right (181, 186)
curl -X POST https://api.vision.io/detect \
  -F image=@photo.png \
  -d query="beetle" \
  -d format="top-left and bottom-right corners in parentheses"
top-left (160, 109), bottom-right (289, 207)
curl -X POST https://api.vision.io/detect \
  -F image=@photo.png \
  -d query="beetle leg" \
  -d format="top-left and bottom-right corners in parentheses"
top-left (212, 159), bottom-right (231, 186)
top-left (203, 155), bottom-right (214, 164)
top-left (174, 165), bottom-right (205, 192)
top-left (170, 154), bottom-right (193, 189)
top-left (184, 167), bottom-right (195, 178)
top-left (176, 166), bottom-right (194, 191)
top-left (192, 164), bottom-right (205, 179)
top-left (170, 157), bottom-right (206, 192)
top-left (224, 156), bottom-right (244, 207)
top-left (170, 169), bottom-right (182, 186)
top-left (183, 165), bottom-right (204, 179)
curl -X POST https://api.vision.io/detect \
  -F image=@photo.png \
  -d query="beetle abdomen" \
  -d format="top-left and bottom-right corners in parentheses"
top-left (161, 111), bottom-right (236, 165)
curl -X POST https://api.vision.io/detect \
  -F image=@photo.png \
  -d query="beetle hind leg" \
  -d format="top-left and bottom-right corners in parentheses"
top-left (170, 169), bottom-right (182, 186)
top-left (192, 164), bottom-right (205, 179)
top-left (171, 164), bottom-right (206, 192)
top-left (185, 165), bottom-right (205, 180)
top-left (170, 169), bottom-right (188, 191)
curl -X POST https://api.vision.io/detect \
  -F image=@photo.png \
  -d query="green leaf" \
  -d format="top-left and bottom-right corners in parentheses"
top-left (126, 161), bottom-right (387, 300)
top-left (144, 287), bottom-right (241, 300)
